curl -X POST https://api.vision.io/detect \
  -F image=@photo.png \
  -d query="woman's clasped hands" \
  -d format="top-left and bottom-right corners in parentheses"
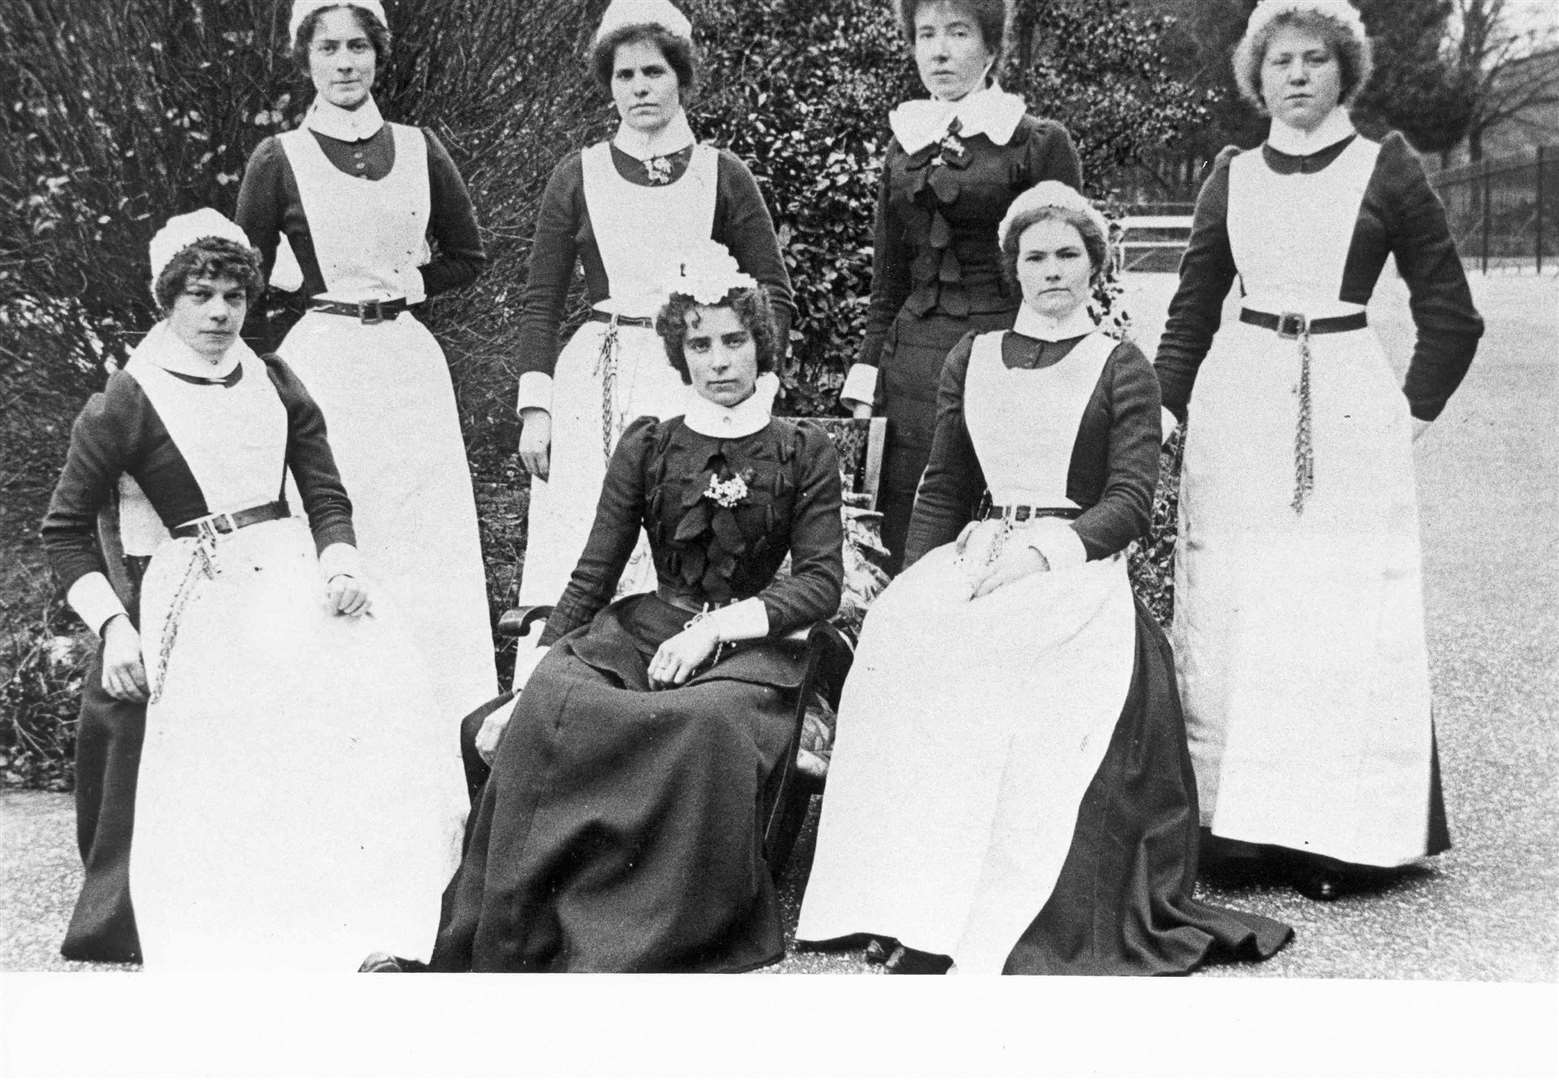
top-left (954, 522), bottom-right (1053, 599)
top-left (648, 619), bottom-right (721, 689)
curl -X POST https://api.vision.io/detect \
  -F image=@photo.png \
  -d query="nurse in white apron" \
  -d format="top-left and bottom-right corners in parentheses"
top-left (1154, 0), bottom-right (1482, 899)
top-left (511, 0), bottom-right (794, 679)
top-left (236, 0), bottom-right (496, 717)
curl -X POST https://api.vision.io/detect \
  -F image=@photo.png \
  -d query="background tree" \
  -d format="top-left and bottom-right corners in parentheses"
top-left (1446, 0), bottom-right (1559, 162)
top-left (1352, 0), bottom-right (1477, 155)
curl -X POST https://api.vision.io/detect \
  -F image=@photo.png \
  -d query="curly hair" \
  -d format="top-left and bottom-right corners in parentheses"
top-left (153, 238), bottom-right (265, 314)
top-left (655, 287), bottom-right (779, 385)
top-left (1232, 6), bottom-right (1373, 113)
top-left (291, 4), bottom-right (392, 81)
top-left (590, 24), bottom-right (698, 98)
top-left (898, 0), bottom-right (1011, 63)
top-left (999, 205), bottom-right (1109, 287)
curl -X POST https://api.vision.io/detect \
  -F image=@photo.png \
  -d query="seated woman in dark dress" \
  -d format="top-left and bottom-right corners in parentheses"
top-left (426, 243), bottom-right (844, 973)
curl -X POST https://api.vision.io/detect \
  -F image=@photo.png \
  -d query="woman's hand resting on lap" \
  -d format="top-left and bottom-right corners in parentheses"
top-left (648, 621), bottom-right (721, 688)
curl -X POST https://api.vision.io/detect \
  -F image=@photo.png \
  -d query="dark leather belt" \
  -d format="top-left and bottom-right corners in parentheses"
top-left (589, 310), bottom-right (656, 329)
top-left (308, 297), bottom-right (409, 324)
top-left (172, 499), bottom-right (291, 540)
top-left (983, 505), bottom-right (1081, 522)
top-left (1240, 308), bottom-right (1367, 338)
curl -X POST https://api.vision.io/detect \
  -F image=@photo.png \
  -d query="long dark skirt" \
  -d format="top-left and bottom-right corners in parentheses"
top-left (60, 649), bottom-right (145, 963)
top-left (431, 595), bottom-right (802, 973)
top-left (1003, 602), bottom-right (1294, 974)
top-left (877, 306), bottom-right (1016, 572)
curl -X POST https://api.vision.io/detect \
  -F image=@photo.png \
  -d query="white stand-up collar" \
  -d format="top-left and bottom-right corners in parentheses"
top-left (612, 109), bottom-right (697, 161)
top-left (1267, 106), bottom-right (1356, 156)
top-left (683, 382), bottom-right (772, 438)
top-left (131, 320), bottom-right (256, 382)
top-left (304, 94), bottom-right (385, 142)
top-left (889, 82), bottom-right (1027, 155)
top-left (1012, 304), bottom-right (1098, 343)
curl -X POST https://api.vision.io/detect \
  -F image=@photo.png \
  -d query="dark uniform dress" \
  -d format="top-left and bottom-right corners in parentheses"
top-left (432, 414), bottom-right (843, 972)
top-left (800, 321), bottom-right (1292, 973)
top-left (845, 95), bottom-right (1080, 571)
top-left (1155, 122), bottom-right (1482, 867)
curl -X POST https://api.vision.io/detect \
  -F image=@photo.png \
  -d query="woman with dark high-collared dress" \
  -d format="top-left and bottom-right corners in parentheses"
top-left (512, 0), bottom-right (794, 626)
top-left (1154, 0), bottom-right (1483, 900)
top-left (838, 0), bottom-right (1080, 573)
top-left (235, 0), bottom-right (495, 715)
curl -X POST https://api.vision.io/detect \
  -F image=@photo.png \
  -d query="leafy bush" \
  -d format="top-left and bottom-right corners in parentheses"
top-left (0, 594), bottom-right (89, 790)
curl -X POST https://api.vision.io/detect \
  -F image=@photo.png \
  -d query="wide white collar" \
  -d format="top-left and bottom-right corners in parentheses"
top-left (1012, 304), bottom-right (1098, 342)
top-left (889, 83), bottom-right (1026, 155)
top-left (1267, 106), bottom-right (1356, 156)
top-left (305, 94), bottom-right (385, 142)
top-left (612, 109), bottom-right (696, 161)
top-left (683, 383), bottom-right (772, 438)
top-left (129, 320), bottom-right (257, 382)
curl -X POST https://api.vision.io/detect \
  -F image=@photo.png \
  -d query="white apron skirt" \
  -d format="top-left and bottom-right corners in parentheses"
top-left (1173, 317), bottom-right (1435, 866)
top-left (797, 527), bottom-right (1135, 974)
top-left (129, 518), bottom-right (466, 970)
top-left (278, 310), bottom-right (496, 715)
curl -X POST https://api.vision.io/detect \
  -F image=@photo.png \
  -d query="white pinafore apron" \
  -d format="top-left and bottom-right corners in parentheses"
top-left (127, 345), bottom-right (465, 970)
top-left (276, 123), bottom-right (497, 717)
top-left (518, 142), bottom-right (724, 610)
top-left (1173, 136), bottom-right (1436, 866)
top-left (798, 331), bottom-right (1136, 973)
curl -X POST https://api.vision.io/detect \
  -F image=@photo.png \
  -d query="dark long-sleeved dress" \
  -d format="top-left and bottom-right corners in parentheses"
top-left (432, 413), bottom-right (843, 972)
top-left (1154, 125), bottom-right (1481, 867)
top-left (799, 323), bottom-right (1292, 973)
top-left (515, 141), bottom-right (796, 608)
top-left (842, 106), bottom-right (1081, 571)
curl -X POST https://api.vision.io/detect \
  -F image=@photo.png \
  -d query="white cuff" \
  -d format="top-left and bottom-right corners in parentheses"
top-left (318, 543), bottom-right (362, 580)
top-left (516, 372), bottom-right (554, 416)
top-left (840, 363), bottom-right (878, 408)
top-left (1160, 406), bottom-right (1179, 446)
top-left (1025, 520), bottom-right (1087, 571)
top-left (707, 597), bottom-right (770, 642)
top-left (67, 573), bottom-right (129, 638)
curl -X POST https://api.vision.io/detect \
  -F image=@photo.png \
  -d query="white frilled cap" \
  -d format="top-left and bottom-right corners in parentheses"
top-left (289, 0), bottom-right (389, 42)
top-left (662, 239), bottom-right (757, 306)
top-left (593, 0), bottom-right (693, 46)
top-left (147, 208), bottom-right (253, 300)
top-left (997, 180), bottom-right (1109, 249)
top-left (1245, 0), bottom-right (1367, 45)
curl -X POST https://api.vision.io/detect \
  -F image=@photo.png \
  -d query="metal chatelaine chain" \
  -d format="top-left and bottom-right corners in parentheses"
top-left (1292, 332), bottom-right (1315, 514)
top-left (149, 536), bottom-right (217, 703)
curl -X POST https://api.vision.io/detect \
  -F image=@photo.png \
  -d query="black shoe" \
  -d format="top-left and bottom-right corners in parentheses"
top-left (864, 938), bottom-right (893, 965)
top-left (358, 951), bottom-right (405, 972)
top-left (1294, 868), bottom-right (1344, 901)
top-left (884, 945), bottom-right (952, 975)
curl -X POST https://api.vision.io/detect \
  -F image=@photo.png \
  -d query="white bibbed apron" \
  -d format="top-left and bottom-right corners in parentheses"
top-left (275, 122), bottom-right (497, 718)
top-left (798, 331), bottom-right (1136, 974)
top-left (517, 141), bottom-right (720, 608)
top-left (1173, 135), bottom-right (1435, 866)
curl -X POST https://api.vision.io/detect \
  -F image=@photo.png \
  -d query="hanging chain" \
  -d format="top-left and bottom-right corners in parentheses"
top-left (149, 536), bottom-right (218, 704)
top-left (1291, 333), bottom-right (1315, 514)
top-left (596, 317), bottom-right (621, 465)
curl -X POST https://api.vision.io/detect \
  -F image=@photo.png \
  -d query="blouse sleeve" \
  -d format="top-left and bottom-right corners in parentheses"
top-left (513, 152), bottom-right (584, 411)
top-left (1023, 117), bottom-right (1083, 190)
top-left (233, 136), bottom-right (286, 282)
top-left (851, 160), bottom-right (912, 389)
top-left (264, 357), bottom-right (355, 553)
top-left (1377, 135), bottom-right (1484, 421)
top-left (1154, 147), bottom-right (1240, 423)
top-left (539, 416), bottom-right (655, 645)
top-left (715, 150), bottom-right (796, 345)
top-left (419, 129), bottom-right (487, 298)
top-left (40, 380), bottom-right (142, 632)
top-left (1071, 341), bottom-right (1160, 560)
top-left (751, 422), bottom-right (844, 635)
top-left (902, 332), bottom-right (985, 567)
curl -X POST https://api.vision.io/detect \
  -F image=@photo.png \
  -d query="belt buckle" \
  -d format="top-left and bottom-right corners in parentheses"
top-left (357, 298), bottom-right (385, 325)
top-left (197, 512), bottom-right (238, 542)
top-left (1277, 311), bottom-right (1308, 339)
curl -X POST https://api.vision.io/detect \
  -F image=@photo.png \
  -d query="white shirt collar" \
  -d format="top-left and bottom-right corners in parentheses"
top-left (1012, 304), bottom-right (1098, 343)
top-left (1267, 106), bottom-right (1356, 156)
top-left (304, 95), bottom-right (385, 142)
top-left (682, 383), bottom-right (772, 438)
top-left (889, 83), bottom-right (1027, 155)
top-left (129, 320), bottom-right (257, 381)
top-left (612, 109), bottom-right (696, 161)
